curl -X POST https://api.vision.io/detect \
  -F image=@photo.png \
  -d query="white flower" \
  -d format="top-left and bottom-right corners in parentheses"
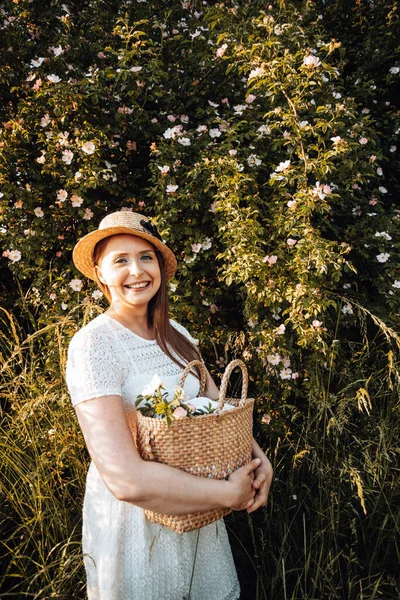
top-left (183, 254), bottom-right (196, 263)
top-left (257, 124), bottom-right (271, 136)
top-left (157, 165), bottom-right (170, 174)
top-left (69, 279), bottom-right (83, 292)
top-left (141, 374), bottom-right (163, 396)
top-left (233, 104), bottom-right (247, 115)
top-left (287, 200), bottom-right (297, 209)
top-left (275, 160), bottom-right (290, 172)
top-left (279, 368), bottom-right (292, 380)
top-left (8, 250), bottom-right (22, 262)
top-left (46, 74), bottom-right (61, 83)
top-left (331, 136), bottom-right (342, 144)
top-left (312, 319), bottom-right (322, 328)
top-left (197, 125), bottom-right (208, 133)
top-left (31, 57), bottom-right (45, 68)
top-left (359, 137), bottom-right (368, 145)
top-left (378, 186), bottom-right (388, 194)
top-left (62, 149), bottom-right (74, 165)
top-left (208, 101), bottom-right (219, 108)
top-left (392, 280), bottom-right (400, 288)
top-left (263, 255), bottom-right (278, 266)
top-left (216, 44), bottom-right (228, 57)
top-left (376, 253), bottom-right (390, 263)
top-left (375, 231), bottom-right (392, 241)
top-left (390, 145), bottom-right (397, 153)
top-left (246, 94), bottom-right (256, 104)
top-left (248, 67), bottom-right (266, 80)
top-left (287, 238), bottom-right (297, 247)
top-left (333, 92), bottom-right (341, 99)
top-left (34, 207), bottom-right (44, 218)
top-left (236, 163), bottom-right (244, 172)
top-left (36, 154), bottom-right (46, 164)
top-left (303, 55), bottom-right (321, 68)
top-left (282, 357), bottom-right (291, 368)
top-left (92, 290), bottom-right (103, 300)
top-left (267, 353), bottom-right (281, 366)
top-left (247, 154), bottom-right (261, 167)
top-left (130, 66), bottom-right (143, 72)
top-left (209, 128), bottom-right (222, 138)
top-left (202, 238), bottom-right (212, 250)
top-left (83, 208), bottom-right (94, 220)
top-left (40, 114), bottom-right (51, 127)
top-left (275, 324), bottom-right (286, 335)
top-left (177, 137), bottom-right (191, 146)
top-left (191, 243), bottom-right (202, 253)
top-left (52, 45), bottom-right (64, 56)
top-left (299, 120), bottom-right (309, 128)
top-left (81, 141), bottom-right (96, 154)
top-left (57, 189), bottom-right (68, 202)
top-left (71, 194), bottom-right (84, 207)
top-left (61, 302), bottom-right (68, 310)
top-left (389, 66), bottom-right (399, 74)
top-left (169, 282), bottom-right (177, 292)
top-left (342, 304), bottom-right (353, 315)
top-left (166, 184), bottom-right (178, 193)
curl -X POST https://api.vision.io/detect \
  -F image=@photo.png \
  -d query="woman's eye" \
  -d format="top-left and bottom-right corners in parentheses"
top-left (115, 258), bottom-right (127, 264)
top-left (141, 255), bottom-right (153, 261)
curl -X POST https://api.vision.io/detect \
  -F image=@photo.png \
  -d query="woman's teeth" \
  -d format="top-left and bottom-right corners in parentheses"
top-left (126, 282), bottom-right (150, 289)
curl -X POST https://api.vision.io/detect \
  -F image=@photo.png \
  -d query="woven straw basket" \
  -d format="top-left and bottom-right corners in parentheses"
top-left (125, 358), bottom-right (254, 534)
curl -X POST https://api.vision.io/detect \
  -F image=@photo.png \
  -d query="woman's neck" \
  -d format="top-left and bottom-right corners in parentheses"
top-left (105, 305), bottom-right (154, 339)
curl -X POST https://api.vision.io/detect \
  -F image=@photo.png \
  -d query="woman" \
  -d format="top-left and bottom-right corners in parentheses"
top-left (66, 210), bottom-right (273, 600)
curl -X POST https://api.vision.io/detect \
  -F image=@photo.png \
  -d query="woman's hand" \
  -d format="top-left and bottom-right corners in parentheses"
top-left (226, 458), bottom-right (261, 511)
top-left (247, 439), bottom-right (273, 513)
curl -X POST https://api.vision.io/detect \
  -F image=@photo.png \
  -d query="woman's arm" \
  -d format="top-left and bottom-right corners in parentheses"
top-left (75, 395), bottom-right (260, 515)
top-left (203, 365), bottom-right (273, 512)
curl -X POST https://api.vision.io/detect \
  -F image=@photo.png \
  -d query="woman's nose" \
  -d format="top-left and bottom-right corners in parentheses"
top-left (129, 260), bottom-right (144, 276)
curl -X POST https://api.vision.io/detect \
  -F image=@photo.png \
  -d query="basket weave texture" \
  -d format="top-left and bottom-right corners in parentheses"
top-left (124, 359), bottom-right (254, 534)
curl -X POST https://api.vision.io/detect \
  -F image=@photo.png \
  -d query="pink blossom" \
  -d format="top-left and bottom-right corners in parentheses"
top-left (32, 78), bottom-right (42, 91)
top-left (287, 238), bottom-right (297, 247)
top-left (49, 293), bottom-right (57, 301)
top-left (36, 154), bottom-right (46, 164)
top-left (359, 137), bottom-right (368, 145)
top-left (34, 207), bottom-right (44, 217)
top-left (246, 94), bottom-right (256, 104)
top-left (291, 372), bottom-right (299, 380)
top-left (71, 195), bottom-right (84, 207)
top-left (173, 407), bottom-right (187, 419)
top-left (167, 115), bottom-right (176, 122)
top-left (138, 201), bottom-right (145, 207)
top-left (14, 200), bottom-right (23, 209)
top-left (81, 141), bottom-right (96, 154)
top-left (83, 208), bottom-right (94, 220)
top-left (62, 149), bottom-right (74, 165)
top-left (263, 255), bottom-right (278, 266)
top-left (97, 52), bottom-right (105, 59)
top-left (57, 189), bottom-right (68, 202)
top-left (7, 250), bottom-right (22, 262)
top-left (118, 106), bottom-right (133, 114)
top-left (216, 44), bottom-right (228, 57)
top-left (186, 403), bottom-right (196, 413)
top-left (303, 55), bottom-right (321, 68)
top-left (312, 320), bottom-right (322, 328)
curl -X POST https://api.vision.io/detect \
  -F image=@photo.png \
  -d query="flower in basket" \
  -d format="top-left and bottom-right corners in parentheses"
top-left (135, 378), bottom-right (217, 426)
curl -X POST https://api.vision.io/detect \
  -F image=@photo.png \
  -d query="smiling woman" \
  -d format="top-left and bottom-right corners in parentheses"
top-left (65, 210), bottom-right (272, 600)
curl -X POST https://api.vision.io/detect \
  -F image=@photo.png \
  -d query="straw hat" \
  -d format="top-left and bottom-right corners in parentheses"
top-left (72, 211), bottom-right (177, 281)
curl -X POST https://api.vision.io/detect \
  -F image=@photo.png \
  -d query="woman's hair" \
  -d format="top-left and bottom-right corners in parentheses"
top-left (92, 236), bottom-right (202, 381)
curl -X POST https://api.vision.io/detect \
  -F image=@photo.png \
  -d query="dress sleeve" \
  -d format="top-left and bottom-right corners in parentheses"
top-left (65, 327), bottom-right (124, 406)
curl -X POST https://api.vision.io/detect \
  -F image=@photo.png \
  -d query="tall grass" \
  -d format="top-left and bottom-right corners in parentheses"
top-left (0, 304), bottom-right (399, 599)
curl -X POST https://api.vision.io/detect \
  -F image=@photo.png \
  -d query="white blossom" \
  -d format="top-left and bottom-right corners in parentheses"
top-left (81, 141), bottom-right (96, 154)
top-left (34, 207), bottom-right (44, 218)
top-left (69, 279), bottom-right (83, 292)
top-left (376, 253), bottom-right (390, 263)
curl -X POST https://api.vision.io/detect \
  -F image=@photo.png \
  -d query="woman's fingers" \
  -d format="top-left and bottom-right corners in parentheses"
top-left (252, 472), bottom-right (267, 489)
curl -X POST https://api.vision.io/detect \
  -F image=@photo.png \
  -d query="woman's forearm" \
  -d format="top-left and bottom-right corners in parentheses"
top-left (113, 459), bottom-right (234, 514)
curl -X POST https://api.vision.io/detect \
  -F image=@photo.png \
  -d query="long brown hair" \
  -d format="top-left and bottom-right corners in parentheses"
top-left (92, 235), bottom-right (202, 381)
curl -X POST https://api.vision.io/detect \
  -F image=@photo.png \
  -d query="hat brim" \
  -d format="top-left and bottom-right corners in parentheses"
top-left (72, 227), bottom-right (178, 281)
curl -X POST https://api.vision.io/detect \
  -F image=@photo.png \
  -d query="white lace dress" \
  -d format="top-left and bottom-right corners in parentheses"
top-left (65, 313), bottom-right (240, 600)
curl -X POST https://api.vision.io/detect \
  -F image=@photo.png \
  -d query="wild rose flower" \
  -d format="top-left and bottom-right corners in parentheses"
top-left (34, 207), bottom-right (44, 217)
top-left (92, 290), bottom-right (103, 300)
top-left (263, 255), bottom-right (278, 266)
top-left (267, 353), bottom-right (281, 365)
top-left (61, 303), bottom-right (68, 310)
top-left (209, 129), bottom-right (221, 138)
top-left (14, 200), bottom-right (23, 208)
top-left (130, 66), bottom-right (142, 72)
top-left (275, 160), bottom-right (290, 172)
top-left (392, 281), bottom-right (400, 288)
top-left (376, 253), bottom-right (390, 263)
top-left (71, 194), bottom-right (84, 207)
top-left (303, 55), bottom-right (321, 68)
top-left (57, 189), bottom-right (68, 202)
top-left (118, 106), bottom-right (133, 114)
top-left (287, 238), bottom-right (297, 247)
top-left (177, 137), bottom-right (191, 146)
top-left (389, 66), bottom-right (399, 74)
top-left (173, 407), bottom-right (187, 419)
top-left (40, 114), bottom-right (51, 127)
top-left (282, 357), bottom-right (291, 368)
top-left (32, 78), bottom-right (42, 91)
top-left (186, 403), bottom-right (196, 413)
top-left (47, 74), bottom-right (61, 83)
top-left (216, 43), bottom-right (228, 57)
top-left (7, 250), bottom-right (22, 262)
top-left (81, 141), bottom-right (96, 154)
top-left (248, 67), bottom-right (266, 80)
top-left (246, 94), bottom-right (256, 104)
top-left (359, 137), bottom-right (368, 145)
top-left (31, 57), bottom-right (45, 68)
top-left (158, 165), bottom-right (170, 175)
top-left (36, 154), bottom-right (46, 164)
top-left (330, 136), bottom-right (342, 145)
top-left (62, 149), bottom-right (74, 165)
top-left (312, 320), bottom-right (322, 328)
top-left (166, 184), bottom-right (178, 193)
top-left (275, 324), bottom-right (286, 335)
top-left (83, 208), bottom-right (94, 220)
top-left (261, 414), bottom-right (271, 425)
top-left (292, 372), bottom-right (299, 380)
top-left (287, 200), bottom-right (297, 210)
top-left (69, 279), bottom-right (83, 292)
top-left (390, 146), bottom-right (397, 153)
top-left (342, 304), bottom-right (353, 315)
top-left (202, 238), bottom-right (212, 250)
top-left (191, 243), bottom-right (202, 253)
top-left (167, 115), bottom-right (176, 122)
top-left (49, 293), bottom-right (57, 301)
top-left (280, 368), bottom-right (292, 380)
top-left (378, 186), bottom-right (388, 194)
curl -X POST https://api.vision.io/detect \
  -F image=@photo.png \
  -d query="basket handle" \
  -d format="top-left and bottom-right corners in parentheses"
top-left (216, 359), bottom-right (248, 412)
top-left (179, 359), bottom-right (208, 397)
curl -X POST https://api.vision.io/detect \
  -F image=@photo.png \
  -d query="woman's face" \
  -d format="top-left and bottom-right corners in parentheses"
top-left (94, 234), bottom-right (161, 310)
